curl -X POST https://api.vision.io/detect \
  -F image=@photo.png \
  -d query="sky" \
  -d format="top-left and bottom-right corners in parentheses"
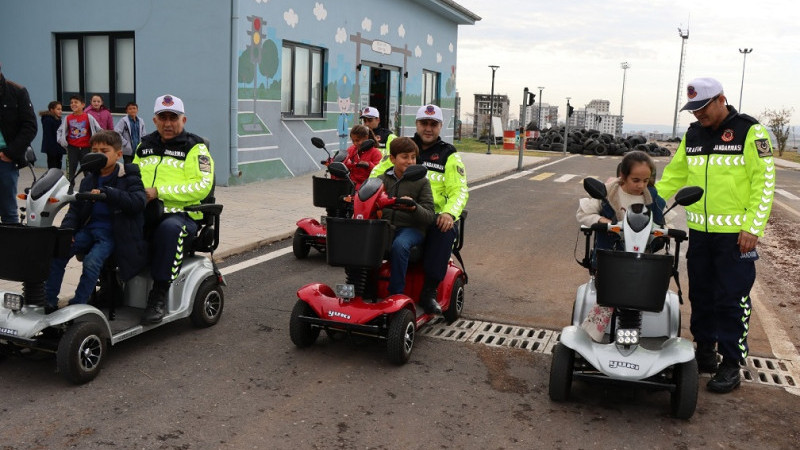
top-left (453, 0), bottom-right (800, 130)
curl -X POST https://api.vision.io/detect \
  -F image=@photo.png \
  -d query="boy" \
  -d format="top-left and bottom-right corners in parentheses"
top-left (57, 95), bottom-right (103, 180)
top-left (377, 137), bottom-right (435, 299)
top-left (114, 101), bottom-right (146, 164)
top-left (45, 130), bottom-right (148, 312)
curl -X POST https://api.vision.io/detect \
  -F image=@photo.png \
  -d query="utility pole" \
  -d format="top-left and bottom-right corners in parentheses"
top-left (486, 65), bottom-right (499, 154)
top-left (672, 27), bottom-right (689, 139)
top-left (564, 97), bottom-right (571, 156)
top-left (620, 62), bottom-right (630, 116)
top-left (537, 86), bottom-right (545, 129)
top-left (738, 48), bottom-right (753, 111)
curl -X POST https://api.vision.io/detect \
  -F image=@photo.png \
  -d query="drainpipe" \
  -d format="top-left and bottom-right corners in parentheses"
top-left (229, 0), bottom-right (242, 178)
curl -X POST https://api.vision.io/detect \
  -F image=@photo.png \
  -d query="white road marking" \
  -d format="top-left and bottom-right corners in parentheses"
top-left (776, 189), bottom-right (800, 200)
top-left (220, 247), bottom-right (293, 275)
top-left (554, 174), bottom-right (578, 183)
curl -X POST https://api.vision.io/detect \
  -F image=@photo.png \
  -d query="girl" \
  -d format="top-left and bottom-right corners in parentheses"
top-left (84, 94), bottom-right (114, 130)
top-left (343, 124), bottom-right (382, 190)
top-left (39, 101), bottom-right (64, 169)
top-left (576, 150), bottom-right (667, 341)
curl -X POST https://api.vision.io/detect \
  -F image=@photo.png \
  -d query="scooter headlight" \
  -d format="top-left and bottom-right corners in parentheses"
top-left (335, 283), bottom-right (355, 300)
top-left (615, 328), bottom-right (639, 345)
top-left (3, 293), bottom-right (24, 312)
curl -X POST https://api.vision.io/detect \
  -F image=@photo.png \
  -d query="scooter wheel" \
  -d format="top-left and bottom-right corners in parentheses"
top-left (190, 277), bottom-right (224, 328)
top-left (293, 228), bottom-right (311, 259)
top-left (442, 277), bottom-right (465, 324)
top-left (386, 309), bottom-right (415, 365)
top-left (289, 300), bottom-right (320, 347)
top-left (57, 321), bottom-right (107, 384)
top-left (670, 359), bottom-right (698, 419)
top-left (548, 342), bottom-right (574, 401)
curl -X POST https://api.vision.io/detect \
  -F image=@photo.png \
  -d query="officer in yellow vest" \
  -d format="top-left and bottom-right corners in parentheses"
top-left (656, 78), bottom-right (775, 393)
top-left (134, 94), bottom-right (214, 324)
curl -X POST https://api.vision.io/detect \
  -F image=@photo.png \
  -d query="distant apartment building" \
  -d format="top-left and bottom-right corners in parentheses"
top-left (567, 99), bottom-right (623, 136)
top-left (473, 93), bottom-right (509, 138)
top-left (520, 103), bottom-right (559, 129)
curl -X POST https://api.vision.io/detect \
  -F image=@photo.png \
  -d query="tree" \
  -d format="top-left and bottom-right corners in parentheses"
top-left (760, 107), bottom-right (794, 156)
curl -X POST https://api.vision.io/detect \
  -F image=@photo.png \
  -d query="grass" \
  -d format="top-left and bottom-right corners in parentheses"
top-left (453, 137), bottom-right (554, 157)
top-left (776, 149), bottom-right (800, 163)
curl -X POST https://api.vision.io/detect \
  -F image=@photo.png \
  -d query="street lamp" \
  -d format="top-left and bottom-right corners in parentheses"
top-left (738, 48), bottom-right (753, 111)
top-left (487, 65), bottom-right (499, 155)
top-left (537, 86), bottom-right (545, 129)
top-left (620, 62), bottom-right (630, 116)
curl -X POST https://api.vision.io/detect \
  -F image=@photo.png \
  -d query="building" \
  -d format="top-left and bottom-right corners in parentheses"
top-left (566, 99), bottom-right (622, 136)
top-left (1, 0), bottom-right (479, 185)
top-left (473, 93), bottom-right (509, 138)
top-left (520, 103), bottom-right (559, 129)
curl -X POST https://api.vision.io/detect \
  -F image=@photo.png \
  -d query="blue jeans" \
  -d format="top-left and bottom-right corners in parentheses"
top-left (0, 160), bottom-right (20, 224)
top-left (389, 227), bottom-right (424, 295)
top-left (46, 227), bottom-right (115, 307)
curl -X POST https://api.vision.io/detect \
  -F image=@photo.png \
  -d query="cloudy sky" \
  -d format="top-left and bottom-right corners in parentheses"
top-left (454, 0), bottom-right (799, 130)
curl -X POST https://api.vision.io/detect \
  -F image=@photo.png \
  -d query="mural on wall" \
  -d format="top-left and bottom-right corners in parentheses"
top-left (233, 0), bottom-right (460, 183)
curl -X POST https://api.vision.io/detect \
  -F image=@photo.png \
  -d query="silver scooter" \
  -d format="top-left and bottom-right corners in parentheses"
top-left (549, 177), bottom-right (703, 419)
top-left (0, 150), bottom-right (224, 384)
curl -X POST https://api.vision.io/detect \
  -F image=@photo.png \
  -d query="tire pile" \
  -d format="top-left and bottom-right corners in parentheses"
top-left (525, 127), bottom-right (672, 157)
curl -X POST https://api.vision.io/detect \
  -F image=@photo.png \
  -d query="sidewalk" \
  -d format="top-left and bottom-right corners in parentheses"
top-left (3, 152), bottom-right (546, 299)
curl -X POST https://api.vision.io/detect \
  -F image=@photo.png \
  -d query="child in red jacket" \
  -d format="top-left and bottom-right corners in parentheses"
top-left (343, 124), bottom-right (382, 190)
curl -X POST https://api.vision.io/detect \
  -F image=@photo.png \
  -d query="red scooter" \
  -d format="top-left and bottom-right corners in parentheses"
top-left (292, 138), bottom-right (373, 258)
top-left (289, 162), bottom-right (467, 364)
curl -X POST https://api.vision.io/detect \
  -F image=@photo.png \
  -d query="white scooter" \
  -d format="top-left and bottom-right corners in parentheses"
top-left (549, 177), bottom-right (703, 419)
top-left (0, 150), bottom-right (225, 384)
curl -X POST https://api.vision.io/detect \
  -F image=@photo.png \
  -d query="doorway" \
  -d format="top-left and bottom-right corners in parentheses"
top-left (369, 67), bottom-right (390, 130)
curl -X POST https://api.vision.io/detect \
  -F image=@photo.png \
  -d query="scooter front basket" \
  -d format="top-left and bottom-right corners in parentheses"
top-left (595, 249), bottom-right (673, 312)
top-left (326, 218), bottom-right (390, 268)
top-left (0, 225), bottom-right (71, 282)
top-left (312, 176), bottom-right (352, 209)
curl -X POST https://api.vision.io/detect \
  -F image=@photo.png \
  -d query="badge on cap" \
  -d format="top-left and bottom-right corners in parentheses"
top-left (424, 105), bottom-right (437, 116)
top-left (162, 95), bottom-right (175, 107)
top-left (687, 86), bottom-right (697, 99)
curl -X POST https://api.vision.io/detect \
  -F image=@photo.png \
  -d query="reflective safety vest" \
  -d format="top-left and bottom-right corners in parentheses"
top-left (656, 109), bottom-right (775, 236)
top-left (134, 131), bottom-right (214, 220)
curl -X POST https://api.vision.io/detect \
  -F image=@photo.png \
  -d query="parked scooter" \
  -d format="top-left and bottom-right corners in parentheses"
top-left (292, 138), bottom-right (372, 258)
top-left (549, 177), bottom-right (703, 419)
top-left (289, 162), bottom-right (467, 364)
top-left (0, 150), bottom-right (225, 384)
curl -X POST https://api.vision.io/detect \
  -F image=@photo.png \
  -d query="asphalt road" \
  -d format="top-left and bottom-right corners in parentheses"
top-left (2, 154), bottom-right (799, 449)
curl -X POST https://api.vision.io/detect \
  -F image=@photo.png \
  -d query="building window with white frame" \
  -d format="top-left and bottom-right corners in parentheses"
top-left (55, 32), bottom-right (135, 113)
top-left (422, 70), bottom-right (440, 105)
top-left (281, 41), bottom-right (325, 118)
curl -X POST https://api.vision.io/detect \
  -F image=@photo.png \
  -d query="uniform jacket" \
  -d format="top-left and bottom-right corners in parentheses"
top-left (84, 105), bottom-right (114, 130)
top-left (370, 134), bottom-right (469, 220)
top-left (62, 163), bottom-right (148, 280)
top-left (0, 73), bottom-right (38, 165)
top-left (378, 167), bottom-right (435, 234)
top-left (40, 112), bottom-right (64, 156)
top-left (114, 115), bottom-right (146, 156)
top-left (656, 107), bottom-right (775, 236)
top-left (134, 130), bottom-right (214, 219)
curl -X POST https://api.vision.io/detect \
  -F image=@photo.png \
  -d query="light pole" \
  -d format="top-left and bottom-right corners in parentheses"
top-left (738, 48), bottom-right (753, 111)
top-left (537, 86), bottom-right (544, 129)
top-left (672, 27), bottom-right (689, 139)
top-left (487, 65), bottom-right (499, 154)
top-left (620, 62), bottom-right (630, 116)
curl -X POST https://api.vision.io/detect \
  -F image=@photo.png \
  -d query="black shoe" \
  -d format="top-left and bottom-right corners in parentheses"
top-left (141, 290), bottom-right (166, 324)
top-left (695, 342), bottom-right (718, 373)
top-left (707, 361), bottom-right (741, 393)
top-left (418, 286), bottom-right (442, 315)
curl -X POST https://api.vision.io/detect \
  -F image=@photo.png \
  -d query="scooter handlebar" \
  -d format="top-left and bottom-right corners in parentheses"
top-left (75, 192), bottom-right (107, 202)
top-left (667, 228), bottom-right (687, 241)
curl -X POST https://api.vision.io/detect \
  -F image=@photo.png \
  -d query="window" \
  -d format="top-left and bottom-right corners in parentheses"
top-left (281, 41), bottom-right (325, 118)
top-left (422, 70), bottom-right (440, 105)
top-left (55, 32), bottom-right (135, 114)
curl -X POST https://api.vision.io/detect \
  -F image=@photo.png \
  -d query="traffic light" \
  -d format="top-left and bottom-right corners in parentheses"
top-left (247, 15), bottom-right (266, 64)
top-left (526, 92), bottom-right (535, 106)
top-left (567, 103), bottom-right (575, 118)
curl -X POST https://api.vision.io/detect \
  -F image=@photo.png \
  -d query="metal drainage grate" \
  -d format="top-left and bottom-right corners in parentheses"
top-left (424, 320), bottom-right (798, 390)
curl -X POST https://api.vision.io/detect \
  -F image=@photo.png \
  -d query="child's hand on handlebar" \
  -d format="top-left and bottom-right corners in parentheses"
top-left (436, 213), bottom-right (455, 232)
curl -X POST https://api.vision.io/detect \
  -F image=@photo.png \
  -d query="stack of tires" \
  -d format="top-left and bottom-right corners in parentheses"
top-left (525, 128), bottom-right (671, 157)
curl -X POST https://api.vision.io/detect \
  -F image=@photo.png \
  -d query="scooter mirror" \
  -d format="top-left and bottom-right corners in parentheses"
top-left (76, 153), bottom-right (108, 178)
top-left (327, 161), bottom-right (350, 179)
top-left (401, 164), bottom-right (427, 181)
top-left (24, 146), bottom-right (37, 166)
top-left (583, 177), bottom-right (607, 200)
top-left (358, 139), bottom-right (376, 152)
top-left (332, 151), bottom-right (347, 163)
top-left (674, 186), bottom-right (704, 207)
top-left (311, 137), bottom-right (326, 149)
